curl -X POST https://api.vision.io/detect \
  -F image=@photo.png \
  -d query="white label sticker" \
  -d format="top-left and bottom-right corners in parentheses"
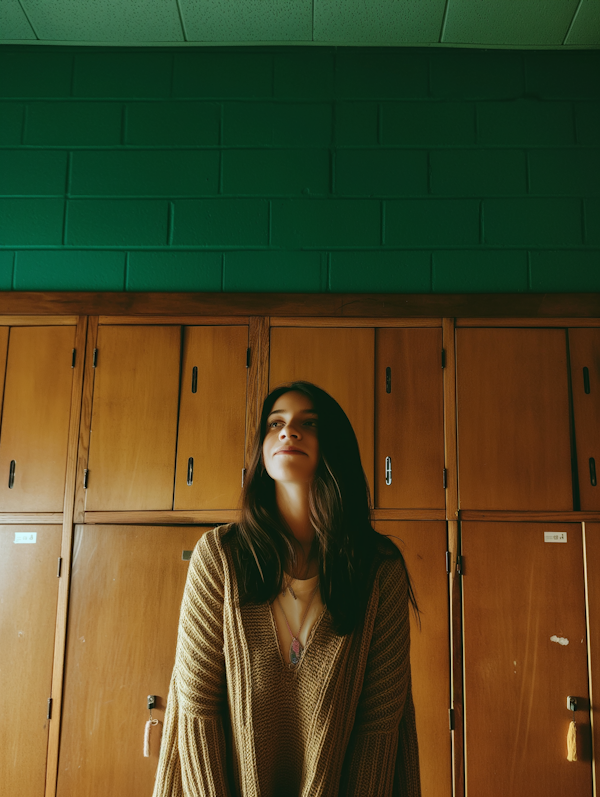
top-left (544, 531), bottom-right (567, 543)
top-left (14, 531), bottom-right (37, 544)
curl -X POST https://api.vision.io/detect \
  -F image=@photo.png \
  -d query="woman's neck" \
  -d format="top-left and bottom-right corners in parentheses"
top-left (274, 481), bottom-right (318, 578)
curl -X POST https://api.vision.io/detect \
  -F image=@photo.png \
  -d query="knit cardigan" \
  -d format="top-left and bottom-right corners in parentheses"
top-left (152, 525), bottom-right (421, 797)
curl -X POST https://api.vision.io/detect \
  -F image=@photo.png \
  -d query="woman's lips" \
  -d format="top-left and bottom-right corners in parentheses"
top-left (276, 449), bottom-right (305, 455)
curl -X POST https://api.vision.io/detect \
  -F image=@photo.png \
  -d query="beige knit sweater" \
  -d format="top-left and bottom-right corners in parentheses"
top-left (152, 525), bottom-right (421, 797)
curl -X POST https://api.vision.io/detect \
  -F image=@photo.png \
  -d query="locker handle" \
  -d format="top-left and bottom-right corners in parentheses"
top-left (187, 457), bottom-right (194, 486)
top-left (583, 367), bottom-right (590, 394)
top-left (385, 367), bottom-right (391, 394)
top-left (385, 456), bottom-right (392, 486)
top-left (590, 458), bottom-right (597, 487)
top-left (191, 366), bottom-right (198, 394)
top-left (8, 460), bottom-right (15, 489)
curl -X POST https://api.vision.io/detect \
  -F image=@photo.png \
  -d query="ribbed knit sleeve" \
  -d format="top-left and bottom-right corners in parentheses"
top-left (340, 557), bottom-right (421, 797)
top-left (152, 529), bottom-right (232, 797)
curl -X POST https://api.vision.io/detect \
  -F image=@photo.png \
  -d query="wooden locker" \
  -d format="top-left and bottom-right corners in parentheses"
top-left (375, 328), bottom-right (445, 509)
top-left (174, 326), bottom-right (248, 510)
top-left (373, 520), bottom-right (451, 797)
top-left (0, 326), bottom-right (75, 512)
top-left (57, 524), bottom-right (213, 797)
top-left (269, 327), bottom-right (375, 497)
top-left (584, 523), bottom-right (600, 790)
top-left (568, 329), bottom-right (600, 509)
top-left (462, 522), bottom-right (592, 797)
top-left (0, 525), bottom-right (62, 797)
top-left (85, 326), bottom-right (181, 511)
top-left (456, 328), bottom-right (573, 510)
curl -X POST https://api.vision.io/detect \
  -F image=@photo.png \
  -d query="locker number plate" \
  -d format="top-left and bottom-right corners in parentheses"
top-left (544, 531), bottom-right (567, 543)
top-left (14, 532), bottom-right (37, 544)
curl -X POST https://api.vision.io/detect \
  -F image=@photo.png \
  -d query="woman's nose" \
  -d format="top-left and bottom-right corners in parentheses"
top-left (280, 423), bottom-right (300, 438)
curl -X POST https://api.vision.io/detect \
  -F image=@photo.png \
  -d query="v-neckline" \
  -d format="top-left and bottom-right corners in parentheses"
top-left (267, 599), bottom-right (328, 674)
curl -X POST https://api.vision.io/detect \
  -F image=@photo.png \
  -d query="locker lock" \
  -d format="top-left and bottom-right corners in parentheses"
top-left (567, 696), bottom-right (577, 713)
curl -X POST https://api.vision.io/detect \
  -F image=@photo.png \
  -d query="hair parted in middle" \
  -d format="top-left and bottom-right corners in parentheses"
top-left (222, 380), bottom-right (418, 636)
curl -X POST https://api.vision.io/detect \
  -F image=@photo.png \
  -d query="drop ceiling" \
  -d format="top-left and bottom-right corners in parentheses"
top-left (1, 0), bottom-right (599, 47)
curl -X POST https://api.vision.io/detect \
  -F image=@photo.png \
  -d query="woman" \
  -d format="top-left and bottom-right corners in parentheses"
top-left (153, 380), bottom-right (421, 797)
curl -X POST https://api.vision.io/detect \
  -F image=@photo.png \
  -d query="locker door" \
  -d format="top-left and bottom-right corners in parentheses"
top-left (568, 329), bottom-right (600, 509)
top-left (174, 326), bottom-right (248, 510)
top-left (373, 521), bottom-right (451, 797)
top-left (375, 329), bottom-right (445, 509)
top-left (0, 525), bottom-right (63, 797)
top-left (0, 327), bottom-right (75, 511)
top-left (57, 524), bottom-right (211, 797)
top-left (270, 327), bottom-right (375, 495)
top-left (584, 523), bottom-right (600, 789)
top-left (462, 522), bottom-right (592, 797)
top-left (456, 329), bottom-right (573, 510)
top-left (85, 326), bottom-right (181, 511)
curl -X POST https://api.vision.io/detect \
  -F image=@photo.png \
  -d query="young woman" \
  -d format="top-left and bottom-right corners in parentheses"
top-left (153, 381), bottom-right (421, 797)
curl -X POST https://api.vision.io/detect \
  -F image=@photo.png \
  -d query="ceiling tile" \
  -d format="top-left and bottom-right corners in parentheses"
top-left (565, 0), bottom-right (600, 45)
top-left (22, 0), bottom-right (184, 42)
top-left (1, 0), bottom-right (36, 39)
top-left (442, 0), bottom-right (580, 46)
top-left (179, 0), bottom-right (312, 41)
top-left (314, 0), bottom-right (446, 43)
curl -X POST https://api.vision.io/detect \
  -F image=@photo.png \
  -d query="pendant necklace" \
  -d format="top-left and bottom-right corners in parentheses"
top-left (276, 583), bottom-right (319, 667)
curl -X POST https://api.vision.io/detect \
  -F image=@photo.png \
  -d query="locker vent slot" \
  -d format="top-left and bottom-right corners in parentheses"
top-left (583, 367), bottom-right (590, 394)
top-left (385, 367), bottom-right (391, 393)
top-left (71, 349), bottom-right (76, 368)
top-left (8, 460), bottom-right (15, 489)
top-left (590, 458), bottom-right (597, 487)
top-left (187, 457), bottom-right (194, 486)
top-left (191, 366), bottom-right (198, 394)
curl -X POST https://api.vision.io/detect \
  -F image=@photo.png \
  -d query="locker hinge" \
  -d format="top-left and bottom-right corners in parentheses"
top-left (47, 698), bottom-right (53, 720)
top-left (71, 349), bottom-right (76, 368)
top-left (445, 551), bottom-right (451, 574)
top-left (456, 555), bottom-right (463, 576)
top-left (92, 348), bottom-right (98, 368)
top-left (242, 468), bottom-right (246, 487)
top-left (441, 349), bottom-right (446, 369)
top-left (449, 708), bottom-right (455, 731)
top-left (246, 348), bottom-right (250, 368)
top-left (57, 557), bottom-right (62, 578)
top-left (83, 469), bottom-right (89, 489)
top-left (443, 468), bottom-right (448, 489)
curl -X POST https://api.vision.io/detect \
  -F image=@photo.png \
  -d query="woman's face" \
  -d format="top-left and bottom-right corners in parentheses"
top-left (262, 391), bottom-right (320, 484)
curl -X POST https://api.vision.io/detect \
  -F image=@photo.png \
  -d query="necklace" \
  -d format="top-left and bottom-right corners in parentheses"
top-left (276, 583), bottom-right (319, 667)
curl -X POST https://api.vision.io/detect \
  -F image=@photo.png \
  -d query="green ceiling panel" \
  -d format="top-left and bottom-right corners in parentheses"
top-left (2, 0), bottom-right (36, 39)
top-left (179, 0), bottom-right (312, 41)
top-left (565, 0), bottom-right (600, 45)
top-left (442, 0), bottom-right (580, 46)
top-left (22, 0), bottom-right (184, 42)
top-left (314, 0), bottom-right (446, 43)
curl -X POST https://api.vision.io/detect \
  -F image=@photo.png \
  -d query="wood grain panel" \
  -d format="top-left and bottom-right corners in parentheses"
top-left (245, 316), bottom-right (270, 469)
top-left (569, 329), bottom-right (600, 510)
top-left (2, 292), bottom-right (598, 319)
top-left (56, 524), bottom-right (214, 797)
top-left (462, 522), bottom-right (592, 797)
top-left (174, 326), bottom-right (248, 510)
top-left (374, 520), bottom-right (452, 797)
top-left (85, 326), bottom-right (181, 511)
top-left (456, 328), bottom-right (573, 510)
top-left (375, 328), bottom-right (445, 509)
top-left (0, 326), bottom-right (76, 511)
top-left (269, 327), bottom-right (375, 496)
top-left (0, 525), bottom-right (62, 797)
top-left (584, 523), bottom-right (600, 793)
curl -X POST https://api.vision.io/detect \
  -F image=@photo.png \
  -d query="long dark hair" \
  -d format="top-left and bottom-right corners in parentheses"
top-left (222, 380), bottom-right (418, 636)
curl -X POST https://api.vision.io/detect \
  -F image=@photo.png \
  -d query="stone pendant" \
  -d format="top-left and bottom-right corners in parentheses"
top-left (290, 636), bottom-right (303, 666)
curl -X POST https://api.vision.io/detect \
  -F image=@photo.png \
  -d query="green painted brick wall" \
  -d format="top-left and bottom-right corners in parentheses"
top-left (0, 44), bottom-right (598, 294)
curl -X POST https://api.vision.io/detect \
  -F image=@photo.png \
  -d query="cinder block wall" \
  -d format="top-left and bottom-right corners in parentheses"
top-left (0, 45), bottom-right (598, 293)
